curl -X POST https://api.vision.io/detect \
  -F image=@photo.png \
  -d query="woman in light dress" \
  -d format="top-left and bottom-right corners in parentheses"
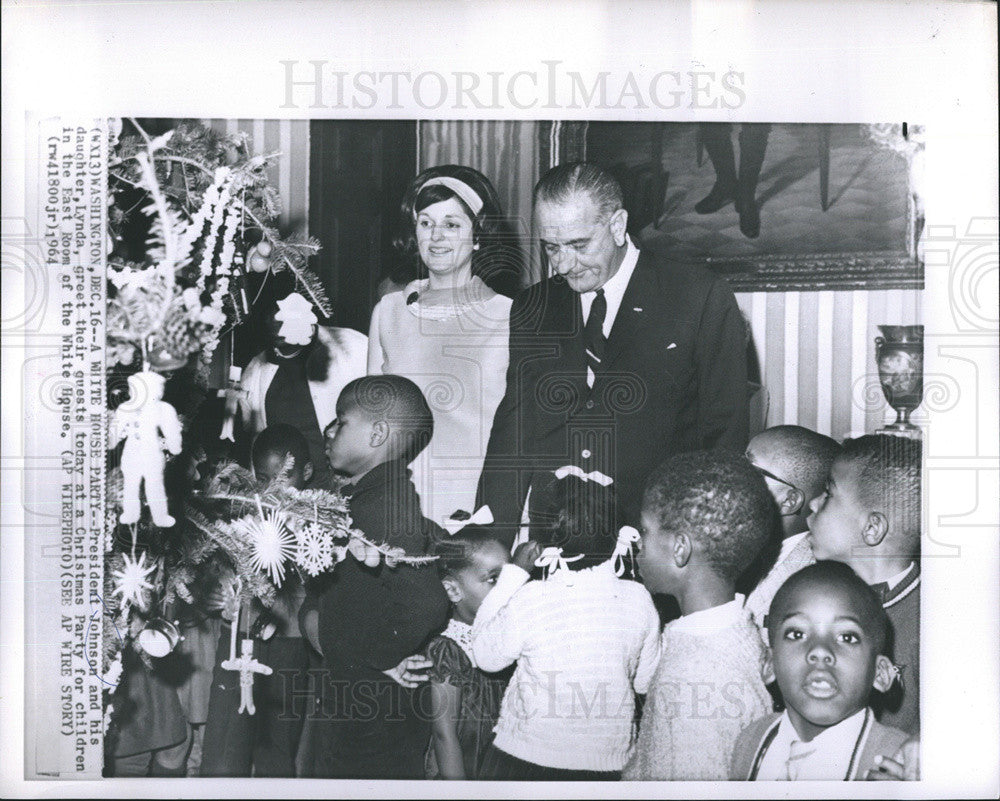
top-left (367, 165), bottom-right (521, 526)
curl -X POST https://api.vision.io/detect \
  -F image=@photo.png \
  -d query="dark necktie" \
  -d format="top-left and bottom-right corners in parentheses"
top-left (584, 288), bottom-right (607, 378)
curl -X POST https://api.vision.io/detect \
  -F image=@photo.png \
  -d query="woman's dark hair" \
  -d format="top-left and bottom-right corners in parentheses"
top-left (529, 473), bottom-right (619, 571)
top-left (393, 164), bottom-right (523, 298)
top-left (433, 526), bottom-right (508, 578)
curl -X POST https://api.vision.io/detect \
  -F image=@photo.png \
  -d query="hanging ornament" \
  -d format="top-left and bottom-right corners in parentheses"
top-left (294, 520), bottom-right (336, 577)
top-left (216, 365), bottom-right (246, 441)
top-left (111, 551), bottom-right (157, 606)
top-left (137, 618), bottom-right (185, 658)
top-left (112, 370), bottom-right (183, 527)
top-left (102, 652), bottom-right (124, 689)
top-left (221, 638), bottom-right (273, 715)
top-left (273, 292), bottom-right (318, 345)
top-left (232, 502), bottom-right (296, 586)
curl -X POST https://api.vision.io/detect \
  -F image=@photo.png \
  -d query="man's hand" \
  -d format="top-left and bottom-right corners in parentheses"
top-left (511, 540), bottom-right (542, 573)
top-left (383, 654), bottom-right (433, 688)
top-left (866, 738), bottom-right (919, 780)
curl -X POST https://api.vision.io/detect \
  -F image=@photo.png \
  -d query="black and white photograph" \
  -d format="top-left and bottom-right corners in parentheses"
top-left (2, 1), bottom-right (997, 798)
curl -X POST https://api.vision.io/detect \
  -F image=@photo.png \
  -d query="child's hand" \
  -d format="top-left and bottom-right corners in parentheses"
top-left (383, 654), bottom-right (433, 688)
top-left (511, 541), bottom-right (542, 573)
top-left (866, 738), bottom-right (919, 780)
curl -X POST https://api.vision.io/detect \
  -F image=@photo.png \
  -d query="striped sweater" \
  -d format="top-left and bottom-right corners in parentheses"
top-left (471, 562), bottom-right (661, 772)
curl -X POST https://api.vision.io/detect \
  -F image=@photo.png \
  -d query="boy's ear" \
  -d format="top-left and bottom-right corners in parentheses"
top-left (872, 654), bottom-right (896, 693)
top-left (761, 647), bottom-right (776, 685)
top-left (779, 487), bottom-right (805, 516)
top-left (302, 461), bottom-right (314, 483)
top-left (441, 577), bottom-right (463, 605)
top-left (370, 419), bottom-right (389, 448)
top-left (672, 531), bottom-right (691, 569)
top-left (861, 511), bottom-right (889, 547)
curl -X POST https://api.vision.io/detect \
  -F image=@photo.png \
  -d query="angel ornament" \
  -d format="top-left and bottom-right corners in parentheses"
top-left (221, 638), bottom-right (273, 715)
top-left (113, 370), bottom-right (183, 527)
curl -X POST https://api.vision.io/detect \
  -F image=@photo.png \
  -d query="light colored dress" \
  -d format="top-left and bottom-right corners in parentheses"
top-left (367, 276), bottom-right (512, 525)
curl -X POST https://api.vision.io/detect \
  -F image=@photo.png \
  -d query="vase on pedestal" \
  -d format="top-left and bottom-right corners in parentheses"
top-left (875, 324), bottom-right (924, 435)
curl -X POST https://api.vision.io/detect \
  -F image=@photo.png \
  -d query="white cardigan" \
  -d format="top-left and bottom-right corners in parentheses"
top-left (239, 325), bottom-right (368, 434)
top-left (472, 562), bottom-right (662, 772)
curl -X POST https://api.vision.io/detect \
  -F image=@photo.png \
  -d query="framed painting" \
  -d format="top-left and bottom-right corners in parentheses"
top-left (543, 121), bottom-right (924, 292)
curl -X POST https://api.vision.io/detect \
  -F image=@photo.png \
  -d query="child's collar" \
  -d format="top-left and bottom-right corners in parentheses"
top-left (871, 561), bottom-right (919, 606)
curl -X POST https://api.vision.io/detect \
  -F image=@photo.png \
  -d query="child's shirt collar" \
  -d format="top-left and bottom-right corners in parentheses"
top-left (441, 618), bottom-right (476, 667)
top-left (871, 561), bottom-right (919, 606)
top-left (778, 531), bottom-right (810, 564)
top-left (885, 561), bottom-right (917, 591)
top-left (667, 595), bottom-right (746, 637)
top-left (756, 707), bottom-right (871, 780)
top-left (341, 458), bottom-right (412, 498)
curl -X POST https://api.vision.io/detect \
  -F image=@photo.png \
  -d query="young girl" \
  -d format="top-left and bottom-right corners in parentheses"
top-left (471, 471), bottom-right (662, 780)
top-left (424, 516), bottom-right (533, 779)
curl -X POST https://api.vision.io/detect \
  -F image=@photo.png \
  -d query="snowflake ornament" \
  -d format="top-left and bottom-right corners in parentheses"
top-left (232, 509), bottom-right (296, 586)
top-left (294, 521), bottom-right (335, 577)
top-left (111, 551), bottom-right (157, 606)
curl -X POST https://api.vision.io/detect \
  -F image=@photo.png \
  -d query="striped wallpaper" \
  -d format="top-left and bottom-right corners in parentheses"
top-left (197, 118), bottom-right (923, 443)
top-left (736, 288), bottom-right (923, 442)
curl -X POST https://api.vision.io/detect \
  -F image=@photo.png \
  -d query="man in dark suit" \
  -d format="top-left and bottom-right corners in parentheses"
top-left (477, 162), bottom-right (749, 532)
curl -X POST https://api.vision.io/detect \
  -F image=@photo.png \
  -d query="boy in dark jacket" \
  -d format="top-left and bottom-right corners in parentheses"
top-left (303, 375), bottom-right (449, 778)
top-left (806, 434), bottom-right (921, 736)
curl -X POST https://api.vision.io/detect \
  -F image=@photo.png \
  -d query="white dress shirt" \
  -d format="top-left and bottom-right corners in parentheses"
top-left (755, 708), bottom-right (870, 780)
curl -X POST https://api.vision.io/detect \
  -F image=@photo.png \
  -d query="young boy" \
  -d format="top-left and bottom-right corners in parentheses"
top-left (303, 375), bottom-right (450, 779)
top-left (200, 424), bottom-right (314, 777)
top-left (806, 434), bottom-right (920, 736)
top-left (731, 561), bottom-right (910, 780)
top-left (623, 451), bottom-right (775, 780)
top-left (744, 425), bottom-right (841, 627)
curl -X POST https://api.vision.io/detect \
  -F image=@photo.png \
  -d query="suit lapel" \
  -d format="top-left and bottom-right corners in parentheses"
top-left (604, 254), bottom-right (656, 369)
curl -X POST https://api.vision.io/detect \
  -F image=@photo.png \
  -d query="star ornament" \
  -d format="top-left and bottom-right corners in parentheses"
top-left (233, 509), bottom-right (297, 586)
top-left (274, 292), bottom-right (318, 346)
top-left (112, 551), bottom-right (157, 606)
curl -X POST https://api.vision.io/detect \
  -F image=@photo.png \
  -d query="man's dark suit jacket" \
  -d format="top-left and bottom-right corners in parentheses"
top-left (477, 248), bottom-right (749, 529)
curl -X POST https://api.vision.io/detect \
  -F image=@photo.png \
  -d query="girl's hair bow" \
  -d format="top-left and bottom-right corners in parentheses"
top-left (611, 525), bottom-right (641, 577)
top-left (553, 465), bottom-right (614, 486)
top-left (443, 505), bottom-right (494, 536)
top-left (534, 546), bottom-right (584, 582)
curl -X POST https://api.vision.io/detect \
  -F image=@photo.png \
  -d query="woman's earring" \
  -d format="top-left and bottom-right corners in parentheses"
top-left (472, 242), bottom-right (480, 251)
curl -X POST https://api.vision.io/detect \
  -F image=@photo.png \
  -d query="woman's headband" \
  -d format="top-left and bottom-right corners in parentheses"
top-left (417, 176), bottom-right (484, 216)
